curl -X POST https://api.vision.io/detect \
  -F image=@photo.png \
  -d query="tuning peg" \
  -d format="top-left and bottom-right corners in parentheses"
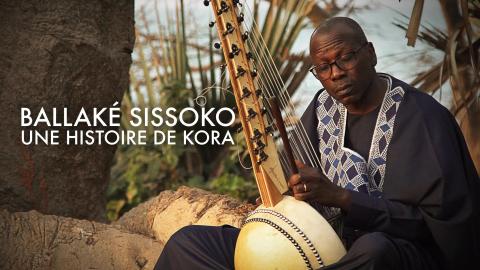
top-left (214, 42), bottom-right (221, 49)
top-left (247, 108), bottom-right (257, 121)
top-left (209, 21), bottom-right (215, 28)
top-left (265, 125), bottom-right (274, 135)
top-left (255, 89), bottom-right (262, 97)
top-left (251, 68), bottom-right (258, 78)
top-left (217, 1), bottom-right (229, 15)
top-left (241, 87), bottom-right (251, 99)
top-left (232, 123), bottom-right (243, 133)
top-left (261, 107), bottom-right (268, 115)
top-left (203, 0), bottom-right (210, 6)
top-left (251, 128), bottom-right (262, 141)
top-left (242, 31), bottom-right (249, 41)
top-left (236, 65), bottom-right (246, 78)
top-left (223, 22), bottom-right (235, 36)
top-left (232, 106), bottom-right (238, 114)
top-left (237, 13), bottom-right (244, 23)
top-left (228, 44), bottom-right (241, 58)
top-left (233, 0), bottom-right (241, 6)
top-left (253, 140), bottom-right (266, 154)
top-left (257, 151), bottom-right (269, 164)
top-left (246, 52), bottom-right (254, 60)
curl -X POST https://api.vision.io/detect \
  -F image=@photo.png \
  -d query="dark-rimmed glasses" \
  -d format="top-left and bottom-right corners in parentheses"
top-left (309, 42), bottom-right (368, 80)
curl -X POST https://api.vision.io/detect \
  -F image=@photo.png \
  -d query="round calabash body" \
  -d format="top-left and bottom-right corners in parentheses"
top-left (234, 196), bottom-right (346, 270)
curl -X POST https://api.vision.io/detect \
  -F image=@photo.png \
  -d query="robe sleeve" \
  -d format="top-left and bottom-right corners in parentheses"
top-left (343, 190), bottom-right (431, 241)
top-left (414, 101), bottom-right (480, 269)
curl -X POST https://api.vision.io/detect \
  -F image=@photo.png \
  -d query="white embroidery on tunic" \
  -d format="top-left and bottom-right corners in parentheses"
top-left (315, 74), bottom-right (405, 216)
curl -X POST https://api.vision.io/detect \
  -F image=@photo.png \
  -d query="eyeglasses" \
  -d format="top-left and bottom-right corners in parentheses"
top-left (309, 42), bottom-right (368, 80)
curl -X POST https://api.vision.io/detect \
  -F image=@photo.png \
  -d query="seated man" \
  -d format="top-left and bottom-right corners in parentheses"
top-left (154, 17), bottom-right (479, 270)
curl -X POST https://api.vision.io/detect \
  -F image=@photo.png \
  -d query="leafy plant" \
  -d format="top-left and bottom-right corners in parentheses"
top-left (107, 0), bottom-right (353, 221)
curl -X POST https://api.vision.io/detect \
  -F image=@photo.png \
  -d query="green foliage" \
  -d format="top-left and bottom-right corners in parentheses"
top-left (208, 149), bottom-right (259, 202)
top-left (108, 143), bottom-right (185, 220)
top-left (208, 173), bottom-right (258, 202)
top-left (106, 0), bottom-right (345, 221)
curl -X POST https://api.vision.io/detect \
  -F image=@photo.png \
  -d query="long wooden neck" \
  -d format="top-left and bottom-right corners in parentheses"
top-left (209, 0), bottom-right (288, 207)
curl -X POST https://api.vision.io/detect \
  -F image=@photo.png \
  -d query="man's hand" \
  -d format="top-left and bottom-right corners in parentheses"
top-left (288, 160), bottom-right (351, 211)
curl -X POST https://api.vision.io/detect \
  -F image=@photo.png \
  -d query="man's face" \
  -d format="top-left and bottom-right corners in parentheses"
top-left (309, 29), bottom-right (376, 106)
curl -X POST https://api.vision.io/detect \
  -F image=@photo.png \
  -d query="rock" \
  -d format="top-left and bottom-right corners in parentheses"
top-left (0, 0), bottom-right (135, 221)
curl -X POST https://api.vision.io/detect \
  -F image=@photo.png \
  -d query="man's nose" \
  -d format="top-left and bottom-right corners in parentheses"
top-left (330, 62), bottom-right (345, 80)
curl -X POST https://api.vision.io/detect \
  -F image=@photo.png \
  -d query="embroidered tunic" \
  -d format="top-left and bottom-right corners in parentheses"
top-left (315, 74), bottom-right (404, 197)
top-left (295, 73), bottom-right (479, 270)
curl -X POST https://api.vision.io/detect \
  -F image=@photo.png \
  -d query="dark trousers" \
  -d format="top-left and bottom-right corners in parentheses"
top-left (154, 225), bottom-right (439, 270)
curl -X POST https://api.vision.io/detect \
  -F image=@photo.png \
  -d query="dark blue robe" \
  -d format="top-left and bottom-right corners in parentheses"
top-left (155, 74), bottom-right (479, 270)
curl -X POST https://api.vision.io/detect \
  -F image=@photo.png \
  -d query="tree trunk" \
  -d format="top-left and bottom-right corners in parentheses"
top-left (0, 209), bottom-right (162, 270)
top-left (115, 186), bottom-right (255, 242)
top-left (0, 0), bottom-right (135, 220)
top-left (0, 187), bottom-right (253, 270)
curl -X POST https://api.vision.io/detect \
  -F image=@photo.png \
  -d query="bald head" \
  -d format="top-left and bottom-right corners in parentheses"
top-left (310, 17), bottom-right (367, 48)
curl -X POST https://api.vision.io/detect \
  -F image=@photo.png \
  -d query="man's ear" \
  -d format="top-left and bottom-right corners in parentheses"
top-left (368, 42), bottom-right (377, 66)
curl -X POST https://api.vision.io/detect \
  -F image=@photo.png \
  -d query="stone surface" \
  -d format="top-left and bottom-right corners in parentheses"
top-left (0, 0), bottom-right (135, 220)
